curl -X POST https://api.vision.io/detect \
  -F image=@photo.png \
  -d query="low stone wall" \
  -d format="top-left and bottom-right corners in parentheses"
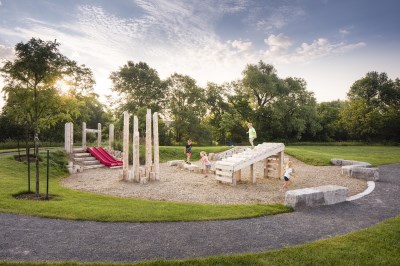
top-left (331, 158), bottom-right (371, 167)
top-left (285, 185), bottom-right (348, 209)
top-left (332, 158), bottom-right (379, 181)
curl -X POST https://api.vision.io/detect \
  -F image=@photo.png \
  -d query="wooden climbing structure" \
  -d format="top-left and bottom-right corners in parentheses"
top-left (215, 142), bottom-right (285, 186)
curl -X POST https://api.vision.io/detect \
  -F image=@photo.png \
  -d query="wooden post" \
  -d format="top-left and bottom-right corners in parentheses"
top-left (145, 109), bottom-right (152, 179)
top-left (153, 112), bottom-right (160, 180)
top-left (65, 123), bottom-right (70, 154)
top-left (133, 116), bottom-right (140, 182)
top-left (82, 122), bottom-right (86, 149)
top-left (122, 111), bottom-right (129, 181)
top-left (277, 151), bottom-right (284, 178)
top-left (69, 122), bottom-right (73, 154)
top-left (97, 123), bottom-right (102, 147)
top-left (250, 164), bottom-right (256, 184)
top-left (263, 158), bottom-right (268, 178)
top-left (109, 124), bottom-right (114, 150)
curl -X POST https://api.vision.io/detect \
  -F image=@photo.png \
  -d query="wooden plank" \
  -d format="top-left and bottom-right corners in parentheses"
top-left (250, 164), bottom-right (256, 184)
top-left (215, 175), bottom-right (233, 183)
top-left (215, 165), bottom-right (235, 171)
top-left (216, 170), bottom-right (233, 176)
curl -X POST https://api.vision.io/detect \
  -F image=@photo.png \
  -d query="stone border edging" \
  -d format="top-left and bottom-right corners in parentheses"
top-left (346, 181), bottom-right (375, 201)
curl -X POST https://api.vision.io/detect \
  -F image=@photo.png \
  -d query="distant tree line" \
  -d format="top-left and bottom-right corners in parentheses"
top-left (1, 38), bottom-right (399, 149)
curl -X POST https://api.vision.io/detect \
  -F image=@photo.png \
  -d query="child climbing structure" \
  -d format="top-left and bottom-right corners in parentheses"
top-left (215, 142), bottom-right (285, 186)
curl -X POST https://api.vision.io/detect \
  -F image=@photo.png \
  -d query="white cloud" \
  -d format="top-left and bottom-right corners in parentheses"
top-left (229, 39), bottom-right (252, 52)
top-left (0, 44), bottom-right (14, 60)
top-left (0, 0), bottom-right (372, 106)
top-left (264, 34), bottom-right (292, 57)
top-left (293, 38), bottom-right (366, 61)
top-left (251, 5), bottom-right (305, 33)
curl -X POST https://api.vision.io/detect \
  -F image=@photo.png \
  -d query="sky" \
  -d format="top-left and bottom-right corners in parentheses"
top-left (0, 0), bottom-right (400, 109)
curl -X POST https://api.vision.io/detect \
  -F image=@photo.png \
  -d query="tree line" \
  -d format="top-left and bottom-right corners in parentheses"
top-left (1, 38), bottom-right (400, 148)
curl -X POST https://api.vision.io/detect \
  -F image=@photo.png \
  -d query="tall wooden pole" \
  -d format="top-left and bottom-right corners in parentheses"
top-left (133, 116), bottom-right (140, 182)
top-left (109, 124), bottom-right (114, 150)
top-left (145, 109), bottom-right (152, 179)
top-left (122, 111), bottom-right (129, 181)
top-left (97, 123), bottom-right (102, 147)
top-left (82, 122), bottom-right (86, 149)
top-left (153, 112), bottom-right (160, 180)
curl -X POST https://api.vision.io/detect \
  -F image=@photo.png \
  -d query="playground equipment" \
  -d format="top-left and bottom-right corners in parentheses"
top-left (65, 109), bottom-right (160, 184)
top-left (215, 142), bottom-right (285, 186)
top-left (122, 109), bottom-right (160, 183)
top-left (87, 147), bottom-right (122, 167)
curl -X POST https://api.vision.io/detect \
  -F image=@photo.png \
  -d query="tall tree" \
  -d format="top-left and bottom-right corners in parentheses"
top-left (109, 61), bottom-right (166, 114)
top-left (0, 38), bottom-right (92, 197)
top-left (165, 73), bottom-right (209, 143)
top-left (316, 100), bottom-right (348, 141)
top-left (204, 82), bottom-right (232, 144)
top-left (340, 72), bottom-right (400, 141)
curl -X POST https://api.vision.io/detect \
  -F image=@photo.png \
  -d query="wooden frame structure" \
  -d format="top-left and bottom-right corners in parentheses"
top-left (215, 142), bottom-right (285, 186)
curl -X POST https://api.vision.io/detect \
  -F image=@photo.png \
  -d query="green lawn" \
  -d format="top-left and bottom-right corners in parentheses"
top-left (0, 149), bottom-right (290, 222)
top-left (1, 145), bottom-right (399, 265)
top-left (285, 145), bottom-right (400, 166)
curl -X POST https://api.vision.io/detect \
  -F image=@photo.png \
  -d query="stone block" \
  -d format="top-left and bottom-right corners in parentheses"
top-left (285, 188), bottom-right (325, 209)
top-left (341, 160), bottom-right (371, 167)
top-left (317, 185), bottom-right (348, 205)
top-left (331, 158), bottom-right (371, 167)
top-left (183, 164), bottom-right (199, 172)
top-left (341, 165), bottom-right (365, 176)
top-left (330, 158), bottom-right (343, 166)
top-left (167, 160), bottom-right (185, 166)
top-left (285, 185), bottom-right (348, 209)
top-left (351, 167), bottom-right (379, 181)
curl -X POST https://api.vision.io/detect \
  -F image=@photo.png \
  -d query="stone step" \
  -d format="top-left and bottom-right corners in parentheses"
top-left (83, 164), bottom-right (105, 170)
top-left (74, 156), bottom-right (97, 162)
top-left (73, 147), bottom-right (86, 153)
top-left (74, 152), bottom-right (91, 157)
top-left (82, 160), bottom-right (100, 165)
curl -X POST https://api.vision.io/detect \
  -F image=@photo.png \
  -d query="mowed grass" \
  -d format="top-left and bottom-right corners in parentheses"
top-left (1, 215), bottom-right (399, 265)
top-left (285, 145), bottom-right (400, 166)
top-left (0, 149), bottom-right (290, 222)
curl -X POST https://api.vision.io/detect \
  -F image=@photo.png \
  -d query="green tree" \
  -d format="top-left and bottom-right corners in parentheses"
top-left (165, 73), bottom-right (209, 143)
top-left (109, 61), bottom-right (167, 114)
top-left (316, 100), bottom-right (348, 141)
top-left (340, 72), bottom-right (400, 141)
top-left (204, 82), bottom-right (232, 144)
top-left (0, 38), bottom-right (93, 197)
top-left (267, 77), bottom-right (321, 141)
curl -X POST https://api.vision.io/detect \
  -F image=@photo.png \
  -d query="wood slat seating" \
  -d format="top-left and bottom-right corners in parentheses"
top-left (215, 142), bottom-right (285, 186)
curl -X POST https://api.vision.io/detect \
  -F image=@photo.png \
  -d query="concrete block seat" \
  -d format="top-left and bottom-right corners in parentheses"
top-left (285, 185), bottom-right (348, 209)
top-left (334, 158), bottom-right (379, 181)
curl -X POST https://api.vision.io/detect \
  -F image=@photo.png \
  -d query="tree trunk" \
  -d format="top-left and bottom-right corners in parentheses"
top-left (34, 133), bottom-right (40, 197)
top-left (25, 122), bottom-right (30, 193)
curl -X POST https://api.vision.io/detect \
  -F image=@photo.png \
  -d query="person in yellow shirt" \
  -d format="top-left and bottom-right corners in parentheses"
top-left (246, 122), bottom-right (257, 147)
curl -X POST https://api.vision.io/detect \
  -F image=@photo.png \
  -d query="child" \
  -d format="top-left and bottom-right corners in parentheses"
top-left (282, 161), bottom-right (297, 190)
top-left (184, 139), bottom-right (192, 164)
top-left (200, 151), bottom-right (212, 177)
top-left (246, 122), bottom-right (257, 147)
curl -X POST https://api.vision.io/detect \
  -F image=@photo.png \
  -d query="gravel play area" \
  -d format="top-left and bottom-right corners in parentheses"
top-left (60, 156), bottom-right (367, 205)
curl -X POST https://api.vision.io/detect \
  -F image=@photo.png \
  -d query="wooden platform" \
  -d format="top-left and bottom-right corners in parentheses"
top-left (215, 142), bottom-right (285, 186)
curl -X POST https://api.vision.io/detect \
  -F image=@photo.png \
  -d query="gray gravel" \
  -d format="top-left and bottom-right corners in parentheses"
top-left (0, 164), bottom-right (399, 264)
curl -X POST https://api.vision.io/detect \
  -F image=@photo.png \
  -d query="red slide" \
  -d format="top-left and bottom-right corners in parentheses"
top-left (87, 147), bottom-right (123, 167)
top-left (97, 147), bottom-right (123, 166)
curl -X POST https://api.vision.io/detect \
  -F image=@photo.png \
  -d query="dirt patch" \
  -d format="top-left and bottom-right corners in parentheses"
top-left (14, 192), bottom-right (53, 201)
top-left (60, 155), bottom-right (367, 205)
